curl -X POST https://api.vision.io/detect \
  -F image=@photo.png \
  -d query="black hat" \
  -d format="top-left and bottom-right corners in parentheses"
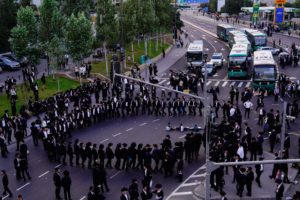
top-left (146, 144), bottom-right (150, 147)
top-left (5, 110), bottom-right (8, 112)
top-left (153, 144), bottom-right (158, 148)
top-left (132, 179), bottom-right (137, 183)
top-left (123, 143), bottom-right (127, 147)
top-left (220, 191), bottom-right (226, 196)
top-left (1, 170), bottom-right (6, 174)
top-left (166, 135), bottom-right (170, 138)
top-left (259, 157), bottom-right (264, 160)
top-left (258, 132), bottom-right (264, 135)
top-left (240, 168), bottom-right (246, 173)
top-left (108, 143), bottom-right (113, 146)
top-left (285, 133), bottom-right (289, 136)
top-left (247, 166), bottom-right (252, 171)
top-left (155, 184), bottom-right (162, 188)
top-left (270, 109), bottom-right (274, 112)
top-left (121, 187), bottom-right (128, 192)
top-left (275, 179), bottom-right (282, 184)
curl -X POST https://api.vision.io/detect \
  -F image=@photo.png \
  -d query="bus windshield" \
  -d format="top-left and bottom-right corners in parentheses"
top-left (187, 52), bottom-right (202, 62)
top-left (255, 36), bottom-right (266, 45)
top-left (226, 29), bottom-right (235, 35)
top-left (254, 65), bottom-right (275, 81)
top-left (229, 56), bottom-right (247, 68)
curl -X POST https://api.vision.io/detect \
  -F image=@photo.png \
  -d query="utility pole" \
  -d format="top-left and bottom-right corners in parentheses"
top-left (279, 101), bottom-right (287, 178)
top-left (174, 0), bottom-right (177, 39)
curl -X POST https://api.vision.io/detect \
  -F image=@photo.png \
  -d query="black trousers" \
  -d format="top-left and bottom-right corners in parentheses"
top-left (16, 167), bottom-right (22, 179)
top-left (106, 158), bottom-right (112, 168)
top-left (100, 179), bottom-right (109, 191)
top-left (69, 154), bottom-right (73, 165)
top-left (122, 158), bottom-right (129, 169)
top-left (258, 115), bottom-right (264, 125)
top-left (115, 158), bottom-right (121, 168)
top-left (136, 159), bottom-right (143, 169)
top-left (270, 141), bottom-right (275, 152)
top-left (63, 188), bottom-right (71, 200)
top-left (21, 169), bottom-right (31, 180)
top-left (246, 183), bottom-right (252, 195)
top-left (55, 186), bottom-right (61, 198)
top-left (245, 108), bottom-right (250, 117)
top-left (32, 136), bottom-right (38, 146)
top-left (256, 171), bottom-right (262, 186)
top-left (250, 151), bottom-right (257, 161)
top-left (154, 160), bottom-right (160, 171)
top-left (3, 184), bottom-right (12, 195)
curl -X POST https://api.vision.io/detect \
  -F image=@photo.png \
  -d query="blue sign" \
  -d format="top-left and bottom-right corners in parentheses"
top-left (212, 113), bottom-right (215, 121)
top-left (146, 59), bottom-right (151, 64)
top-left (185, 0), bottom-right (208, 3)
top-left (205, 7), bottom-right (208, 11)
top-left (274, 7), bottom-right (285, 24)
top-left (121, 47), bottom-right (123, 51)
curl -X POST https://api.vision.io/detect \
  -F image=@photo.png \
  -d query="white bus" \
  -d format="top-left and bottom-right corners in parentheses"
top-left (186, 40), bottom-right (203, 69)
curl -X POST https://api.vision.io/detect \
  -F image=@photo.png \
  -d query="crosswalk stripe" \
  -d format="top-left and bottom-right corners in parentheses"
top-left (172, 192), bottom-right (193, 196)
top-left (206, 81), bottom-right (211, 86)
top-left (222, 81), bottom-right (227, 87)
top-left (158, 80), bottom-right (166, 85)
top-left (214, 81), bottom-right (220, 86)
top-left (230, 82), bottom-right (236, 86)
top-left (246, 82), bottom-right (251, 87)
top-left (166, 81), bottom-right (170, 85)
top-left (238, 82), bottom-right (243, 87)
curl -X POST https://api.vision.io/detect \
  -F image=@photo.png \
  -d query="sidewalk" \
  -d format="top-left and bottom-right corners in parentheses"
top-left (193, 151), bottom-right (299, 200)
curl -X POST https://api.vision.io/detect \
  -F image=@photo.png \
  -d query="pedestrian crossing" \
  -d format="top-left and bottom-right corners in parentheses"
top-left (155, 79), bottom-right (252, 88)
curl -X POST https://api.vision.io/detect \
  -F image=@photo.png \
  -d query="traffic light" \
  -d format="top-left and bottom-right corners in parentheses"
top-left (120, 51), bottom-right (125, 61)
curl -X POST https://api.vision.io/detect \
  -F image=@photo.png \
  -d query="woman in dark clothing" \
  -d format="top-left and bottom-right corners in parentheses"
top-left (62, 170), bottom-right (72, 200)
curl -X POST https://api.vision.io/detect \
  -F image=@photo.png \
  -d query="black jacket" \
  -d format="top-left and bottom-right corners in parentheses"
top-left (62, 176), bottom-right (72, 189)
top-left (53, 173), bottom-right (62, 187)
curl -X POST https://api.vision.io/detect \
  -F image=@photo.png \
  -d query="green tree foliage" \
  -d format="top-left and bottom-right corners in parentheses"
top-left (171, 11), bottom-right (184, 30)
top-left (9, 6), bottom-right (43, 67)
top-left (20, 0), bottom-right (31, 7)
top-left (0, 0), bottom-right (19, 52)
top-left (209, 0), bottom-right (217, 12)
top-left (66, 12), bottom-right (93, 85)
top-left (223, 0), bottom-right (252, 15)
top-left (122, 0), bottom-right (137, 46)
top-left (60, 0), bottom-right (91, 18)
top-left (200, 2), bottom-right (209, 8)
top-left (139, 0), bottom-right (157, 35)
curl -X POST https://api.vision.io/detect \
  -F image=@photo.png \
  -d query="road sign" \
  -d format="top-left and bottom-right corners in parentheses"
top-left (252, 0), bottom-right (260, 25)
top-left (274, 7), bottom-right (285, 24)
top-left (275, 0), bottom-right (285, 4)
top-left (146, 59), bottom-right (152, 64)
top-left (205, 7), bottom-right (208, 11)
top-left (121, 47), bottom-right (123, 51)
top-left (211, 113), bottom-right (215, 121)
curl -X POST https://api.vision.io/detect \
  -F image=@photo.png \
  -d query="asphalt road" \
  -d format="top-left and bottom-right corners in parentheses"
top-left (1, 16), bottom-right (300, 200)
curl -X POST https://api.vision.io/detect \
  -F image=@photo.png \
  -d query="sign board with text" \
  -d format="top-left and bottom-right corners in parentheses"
top-left (274, 7), bottom-right (285, 24)
top-left (252, 0), bottom-right (260, 25)
top-left (275, 0), bottom-right (286, 4)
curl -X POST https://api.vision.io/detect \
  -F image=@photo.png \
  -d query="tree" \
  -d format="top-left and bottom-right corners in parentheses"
top-left (60, 0), bottom-right (91, 18)
top-left (20, 0), bottom-right (31, 7)
top-left (0, 0), bottom-right (19, 53)
top-left (9, 6), bottom-right (43, 71)
top-left (96, 0), bottom-right (119, 76)
top-left (209, 0), bottom-right (217, 12)
top-left (200, 2), bottom-right (209, 8)
top-left (223, 0), bottom-right (252, 15)
top-left (66, 12), bottom-right (93, 85)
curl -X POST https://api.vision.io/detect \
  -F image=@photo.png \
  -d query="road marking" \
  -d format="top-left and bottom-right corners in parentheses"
top-left (100, 138), bottom-right (109, 143)
top-left (112, 133), bottom-right (121, 137)
top-left (126, 128), bottom-right (133, 131)
top-left (191, 35), bottom-right (194, 37)
top-left (181, 182), bottom-right (198, 186)
top-left (2, 195), bottom-right (9, 200)
top-left (38, 171), bottom-right (49, 178)
top-left (190, 174), bottom-right (205, 178)
top-left (179, 135), bottom-right (186, 138)
top-left (222, 82), bottom-right (227, 87)
top-left (80, 197), bottom-right (86, 200)
top-left (172, 191), bottom-right (193, 196)
top-left (153, 119), bottom-right (160, 122)
top-left (238, 82), bottom-right (243, 87)
top-left (158, 80), bottom-right (166, 84)
top-left (246, 82), bottom-right (251, 87)
top-left (140, 123), bottom-right (147, 126)
top-left (214, 81), bottom-right (220, 86)
top-left (110, 171), bottom-right (121, 179)
top-left (230, 82), bottom-right (236, 86)
top-left (206, 81), bottom-right (211, 86)
top-left (16, 183), bottom-right (30, 191)
top-left (166, 81), bottom-right (170, 85)
top-left (55, 164), bottom-right (61, 168)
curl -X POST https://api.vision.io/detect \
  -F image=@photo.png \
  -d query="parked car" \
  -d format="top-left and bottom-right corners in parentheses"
top-left (257, 47), bottom-right (280, 55)
top-left (202, 61), bottom-right (217, 76)
top-left (2, 54), bottom-right (27, 64)
top-left (211, 53), bottom-right (223, 68)
top-left (0, 57), bottom-right (21, 70)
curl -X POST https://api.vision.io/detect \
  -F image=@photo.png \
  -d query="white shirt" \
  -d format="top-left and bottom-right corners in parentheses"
top-left (180, 126), bottom-right (184, 132)
top-left (260, 164), bottom-right (263, 171)
top-left (237, 146), bottom-right (244, 159)
top-left (276, 183), bottom-right (282, 192)
top-left (244, 101), bottom-right (253, 108)
top-left (75, 67), bottom-right (78, 72)
top-left (230, 108), bottom-right (235, 116)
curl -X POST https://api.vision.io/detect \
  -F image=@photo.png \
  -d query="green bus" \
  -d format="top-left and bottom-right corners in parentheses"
top-left (228, 44), bottom-right (249, 79)
top-left (244, 29), bottom-right (267, 51)
top-left (234, 36), bottom-right (252, 61)
top-left (216, 24), bottom-right (235, 41)
top-left (228, 31), bottom-right (246, 48)
top-left (252, 51), bottom-right (277, 91)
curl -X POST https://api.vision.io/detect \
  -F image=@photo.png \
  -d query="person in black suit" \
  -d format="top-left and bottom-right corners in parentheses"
top-left (219, 191), bottom-right (227, 200)
top-left (236, 168), bottom-right (246, 197)
top-left (143, 165), bottom-right (152, 191)
top-left (53, 167), bottom-right (62, 199)
top-left (250, 137), bottom-right (258, 161)
top-left (67, 142), bottom-right (74, 166)
top-left (232, 154), bottom-right (242, 183)
top-left (120, 187), bottom-right (129, 200)
top-left (141, 185), bottom-right (150, 200)
top-left (214, 100), bottom-right (220, 118)
top-left (61, 141), bottom-right (67, 166)
top-left (255, 157), bottom-right (264, 187)
top-left (284, 133), bottom-right (290, 158)
top-left (257, 106), bottom-right (266, 125)
top-left (152, 144), bottom-right (160, 172)
top-left (30, 122), bottom-right (38, 146)
top-left (1, 170), bottom-right (12, 197)
top-left (20, 154), bottom-right (31, 181)
top-left (74, 139), bottom-right (80, 166)
top-left (80, 143), bottom-right (87, 167)
top-left (19, 140), bottom-right (28, 160)
top-left (275, 179), bottom-right (284, 200)
top-left (121, 143), bottom-right (129, 170)
top-left (269, 128), bottom-right (277, 153)
top-left (256, 95), bottom-right (264, 111)
top-left (105, 143), bottom-right (114, 168)
top-left (152, 184), bottom-right (164, 199)
top-left (87, 186), bottom-right (94, 200)
top-left (61, 170), bottom-right (72, 200)
top-left (90, 187), bottom-right (105, 200)
top-left (98, 165), bottom-right (110, 193)
top-left (15, 128), bottom-right (24, 151)
top-left (246, 167), bottom-right (254, 197)
top-left (269, 153), bottom-right (280, 179)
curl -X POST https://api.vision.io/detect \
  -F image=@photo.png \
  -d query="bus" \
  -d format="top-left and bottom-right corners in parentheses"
top-left (245, 30), bottom-right (267, 51)
top-left (228, 44), bottom-right (249, 78)
top-left (186, 40), bottom-right (203, 69)
top-left (216, 24), bottom-right (235, 41)
top-left (252, 51), bottom-right (277, 91)
top-left (239, 28), bottom-right (252, 34)
top-left (228, 31), bottom-right (247, 48)
top-left (233, 36), bottom-right (252, 61)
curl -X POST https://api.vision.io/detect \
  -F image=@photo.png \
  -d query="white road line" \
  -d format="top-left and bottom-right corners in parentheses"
top-left (197, 83), bottom-right (200, 86)
top-left (166, 81), bottom-right (170, 85)
top-left (238, 82), bottom-right (243, 87)
top-left (2, 195), bottom-right (9, 200)
top-left (112, 133), bottom-right (121, 137)
top-left (110, 171), bottom-right (121, 179)
top-left (206, 81), bottom-right (211, 86)
top-left (100, 138), bottom-right (109, 143)
top-left (179, 135), bottom-right (186, 138)
top-left (214, 81), bottom-right (220, 86)
top-left (16, 183), bottom-right (30, 191)
top-left (158, 80), bottom-right (166, 84)
top-left (80, 197), bottom-right (86, 200)
top-left (55, 164), bottom-right (61, 168)
top-left (126, 128), bottom-right (133, 131)
top-left (181, 182), bottom-right (198, 187)
top-left (38, 171), bottom-right (49, 178)
top-left (222, 82), bottom-right (227, 87)
top-left (190, 174), bottom-right (205, 178)
top-left (230, 82), bottom-right (236, 86)
top-left (140, 123), bottom-right (147, 126)
top-left (246, 82), bottom-right (251, 87)
top-left (172, 191), bottom-right (193, 196)
top-left (153, 119), bottom-right (160, 122)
